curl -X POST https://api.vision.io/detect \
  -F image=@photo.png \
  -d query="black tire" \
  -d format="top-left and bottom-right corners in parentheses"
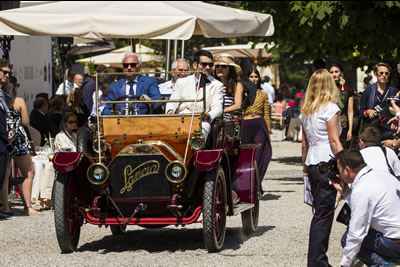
top-left (110, 224), bottom-right (127, 235)
top-left (202, 166), bottom-right (227, 252)
top-left (54, 172), bottom-right (81, 253)
top-left (241, 161), bottom-right (260, 234)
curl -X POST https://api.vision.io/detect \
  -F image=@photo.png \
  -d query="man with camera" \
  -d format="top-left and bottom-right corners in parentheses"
top-left (359, 62), bottom-right (398, 140)
top-left (334, 149), bottom-right (400, 267)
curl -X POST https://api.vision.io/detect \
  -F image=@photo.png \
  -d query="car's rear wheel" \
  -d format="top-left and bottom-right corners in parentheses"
top-left (54, 172), bottom-right (81, 253)
top-left (241, 161), bottom-right (260, 234)
top-left (202, 165), bottom-right (227, 252)
top-left (110, 224), bottom-right (127, 235)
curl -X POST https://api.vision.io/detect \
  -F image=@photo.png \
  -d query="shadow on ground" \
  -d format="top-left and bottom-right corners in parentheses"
top-left (77, 225), bottom-right (275, 253)
top-left (271, 156), bottom-right (302, 166)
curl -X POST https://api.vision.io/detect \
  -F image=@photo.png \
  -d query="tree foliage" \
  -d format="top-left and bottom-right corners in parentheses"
top-left (238, 1), bottom-right (400, 71)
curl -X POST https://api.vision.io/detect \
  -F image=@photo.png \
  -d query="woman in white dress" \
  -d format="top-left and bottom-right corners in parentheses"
top-left (300, 69), bottom-right (343, 267)
top-left (54, 112), bottom-right (78, 152)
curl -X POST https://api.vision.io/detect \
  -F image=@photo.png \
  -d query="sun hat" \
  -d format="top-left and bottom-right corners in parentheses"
top-left (213, 53), bottom-right (242, 74)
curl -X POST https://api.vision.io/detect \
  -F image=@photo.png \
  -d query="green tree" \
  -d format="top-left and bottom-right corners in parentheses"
top-left (238, 1), bottom-right (400, 71)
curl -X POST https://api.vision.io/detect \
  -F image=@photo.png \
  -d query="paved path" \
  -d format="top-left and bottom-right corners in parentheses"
top-left (0, 134), bottom-right (347, 266)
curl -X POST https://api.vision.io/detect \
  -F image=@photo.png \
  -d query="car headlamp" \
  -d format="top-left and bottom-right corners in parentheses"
top-left (190, 129), bottom-right (205, 151)
top-left (87, 163), bottom-right (109, 185)
top-left (165, 161), bottom-right (187, 184)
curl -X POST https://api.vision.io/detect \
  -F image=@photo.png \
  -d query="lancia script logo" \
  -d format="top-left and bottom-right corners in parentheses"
top-left (120, 160), bottom-right (160, 194)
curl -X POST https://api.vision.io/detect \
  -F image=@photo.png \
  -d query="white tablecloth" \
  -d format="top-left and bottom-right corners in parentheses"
top-left (31, 157), bottom-right (56, 207)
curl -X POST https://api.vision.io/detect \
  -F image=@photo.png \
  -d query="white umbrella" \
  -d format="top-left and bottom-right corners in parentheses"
top-left (76, 44), bottom-right (165, 68)
top-left (203, 42), bottom-right (275, 65)
top-left (0, 1), bottom-right (274, 39)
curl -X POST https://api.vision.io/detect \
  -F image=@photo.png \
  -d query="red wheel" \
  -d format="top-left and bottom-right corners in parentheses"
top-left (54, 172), bottom-right (81, 253)
top-left (202, 166), bottom-right (227, 252)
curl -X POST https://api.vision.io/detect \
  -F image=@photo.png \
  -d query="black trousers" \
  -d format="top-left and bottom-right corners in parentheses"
top-left (307, 164), bottom-right (337, 267)
top-left (0, 149), bottom-right (8, 191)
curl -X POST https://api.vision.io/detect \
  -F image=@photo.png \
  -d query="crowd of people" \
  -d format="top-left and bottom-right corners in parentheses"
top-left (1, 50), bottom-right (399, 265)
top-left (300, 61), bottom-right (400, 266)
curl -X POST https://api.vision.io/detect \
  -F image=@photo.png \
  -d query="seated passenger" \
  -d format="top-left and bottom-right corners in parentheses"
top-left (165, 50), bottom-right (224, 140)
top-left (158, 58), bottom-right (190, 97)
top-left (213, 53), bottom-right (243, 120)
top-left (102, 52), bottom-right (161, 115)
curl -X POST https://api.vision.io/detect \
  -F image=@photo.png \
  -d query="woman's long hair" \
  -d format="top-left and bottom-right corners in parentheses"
top-left (247, 68), bottom-right (262, 89)
top-left (214, 65), bottom-right (237, 96)
top-left (66, 87), bottom-right (82, 107)
top-left (60, 112), bottom-right (77, 132)
top-left (301, 69), bottom-right (339, 117)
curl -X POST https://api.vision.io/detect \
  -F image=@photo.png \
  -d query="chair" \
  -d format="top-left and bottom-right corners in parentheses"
top-left (271, 103), bottom-right (285, 140)
top-left (28, 125), bottom-right (41, 149)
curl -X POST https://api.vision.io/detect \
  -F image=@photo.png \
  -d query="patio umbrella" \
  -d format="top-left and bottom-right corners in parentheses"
top-left (76, 44), bottom-right (165, 68)
top-left (0, 1), bottom-right (274, 39)
top-left (203, 42), bottom-right (275, 66)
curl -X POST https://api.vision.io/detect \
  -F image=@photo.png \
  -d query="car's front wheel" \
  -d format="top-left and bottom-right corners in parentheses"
top-left (202, 166), bottom-right (227, 252)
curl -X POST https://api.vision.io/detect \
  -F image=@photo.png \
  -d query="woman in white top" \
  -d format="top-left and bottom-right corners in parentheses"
top-left (300, 69), bottom-right (343, 267)
top-left (54, 112), bottom-right (78, 152)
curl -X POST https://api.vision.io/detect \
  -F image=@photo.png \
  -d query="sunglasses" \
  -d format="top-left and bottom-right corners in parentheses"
top-left (67, 120), bottom-right (77, 124)
top-left (215, 65), bottom-right (228, 69)
top-left (0, 69), bottom-right (12, 76)
top-left (123, 62), bottom-right (139, 68)
top-left (198, 62), bottom-right (214, 68)
top-left (176, 69), bottom-right (189, 72)
top-left (377, 71), bottom-right (390, 76)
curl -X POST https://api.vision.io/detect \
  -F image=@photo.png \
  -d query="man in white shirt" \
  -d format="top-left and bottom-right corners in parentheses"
top-left (55, 70), bottom-right (78, 95)
top-left (359, 125), bottom-right (400, 178)
top-left (166, 50), bottom-right (224, 140)
top-left (335, 149), bottom-right (400, 267)
top-left (158, 58), bottom-right (190, 96)
top-left (261, 75), bottom-right (275, 105)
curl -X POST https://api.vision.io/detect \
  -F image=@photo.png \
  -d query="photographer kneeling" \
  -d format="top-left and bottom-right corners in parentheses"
top-left (359, 62), bottom-right (397, 141)
top-left (334, 149), bottom-right (400, 267)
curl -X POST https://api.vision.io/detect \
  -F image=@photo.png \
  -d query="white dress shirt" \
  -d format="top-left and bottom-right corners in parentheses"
top-left (54, 130), bottom-right (77, 152)
top-left (341, 166), bottom-right (400, 267)
top-left (158, 80), bottom-right (174, 95)
top-left (360, 146), bottom-right (400, 176)
top-left (300, 102), bottom-right (342, 165)
top-left (55, 81), bottom-right (78, 95)
top-left (261, 82), bottom-right (275, 104)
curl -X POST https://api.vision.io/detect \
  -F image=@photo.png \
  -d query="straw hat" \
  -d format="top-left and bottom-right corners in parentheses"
top-left (213, 53), bottom-right (242, 74)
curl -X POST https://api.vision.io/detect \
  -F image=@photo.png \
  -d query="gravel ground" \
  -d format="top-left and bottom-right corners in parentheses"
top-left (0, 132), bottom-right (347, 266)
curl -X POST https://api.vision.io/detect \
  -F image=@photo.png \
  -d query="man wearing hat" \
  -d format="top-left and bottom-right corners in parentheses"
top-left (166, 50), bottom-right (224, 140)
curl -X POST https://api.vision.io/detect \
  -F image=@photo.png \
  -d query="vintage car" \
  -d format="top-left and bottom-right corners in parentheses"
top-left (52, 72), bottom-right (260, 253)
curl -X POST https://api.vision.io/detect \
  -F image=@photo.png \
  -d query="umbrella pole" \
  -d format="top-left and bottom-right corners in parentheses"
top-left (181, 40), bottom-right (185, 58)
top-left (166, 40), bottom-right (171, 80)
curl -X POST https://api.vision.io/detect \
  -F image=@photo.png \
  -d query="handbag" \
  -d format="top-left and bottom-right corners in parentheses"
top-left (336, 202), bottom-right (351, 225)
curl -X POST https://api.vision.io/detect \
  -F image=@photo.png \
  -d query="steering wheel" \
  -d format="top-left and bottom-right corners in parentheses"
top-left (111, 95), bottom-right (152, 115)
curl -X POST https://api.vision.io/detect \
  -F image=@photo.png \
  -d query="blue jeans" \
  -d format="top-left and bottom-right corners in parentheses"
top-left (341, 228), bottom-right (400, 266)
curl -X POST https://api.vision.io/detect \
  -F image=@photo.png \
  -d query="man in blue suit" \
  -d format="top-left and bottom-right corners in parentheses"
top-left (102, 52), bottom-right (161, 115)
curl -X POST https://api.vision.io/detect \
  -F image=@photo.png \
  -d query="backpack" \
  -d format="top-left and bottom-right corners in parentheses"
top-left (240, 80), bottom-right (258, 111)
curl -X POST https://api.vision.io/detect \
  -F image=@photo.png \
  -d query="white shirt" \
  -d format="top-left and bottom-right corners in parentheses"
top-left (300, 102), bottom-right (342, 165)
top-left (125, 78), bottom-right (138, 96)
top-left (360, 146), bottom-right (400, 176)
top-left (55, 81), bottom-right (78, 95)
top-left (158, 80), bottom-right (174, 95)
top-left (261, 82), bottom-right (275, 104)
top-left (341, 166), bottom-right (400, 267)
top-left (54, 131), bottom-right (77, 152)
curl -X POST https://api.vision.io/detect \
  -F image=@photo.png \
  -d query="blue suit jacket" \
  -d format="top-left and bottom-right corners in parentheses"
top-left (102, 75), bottom-right (161, 115)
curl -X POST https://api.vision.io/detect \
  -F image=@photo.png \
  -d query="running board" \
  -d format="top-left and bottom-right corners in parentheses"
top-left (233, 203), bottom-right (254, 215)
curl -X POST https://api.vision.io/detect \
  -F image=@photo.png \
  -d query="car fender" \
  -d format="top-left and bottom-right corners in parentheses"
top-left (194, 149), bottom-right (226, 172)
top-left (236, 145), bottom-right (259, 204)
top-left (52, 152), bottom-right (92, 173)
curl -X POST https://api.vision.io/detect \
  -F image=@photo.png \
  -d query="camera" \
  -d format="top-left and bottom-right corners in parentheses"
top-left (370, 104), bottom-right (385, 126)
top-left (387, 97), bottom-right (400, 106)
top-left (318, 156), bottom-right (340, 182)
